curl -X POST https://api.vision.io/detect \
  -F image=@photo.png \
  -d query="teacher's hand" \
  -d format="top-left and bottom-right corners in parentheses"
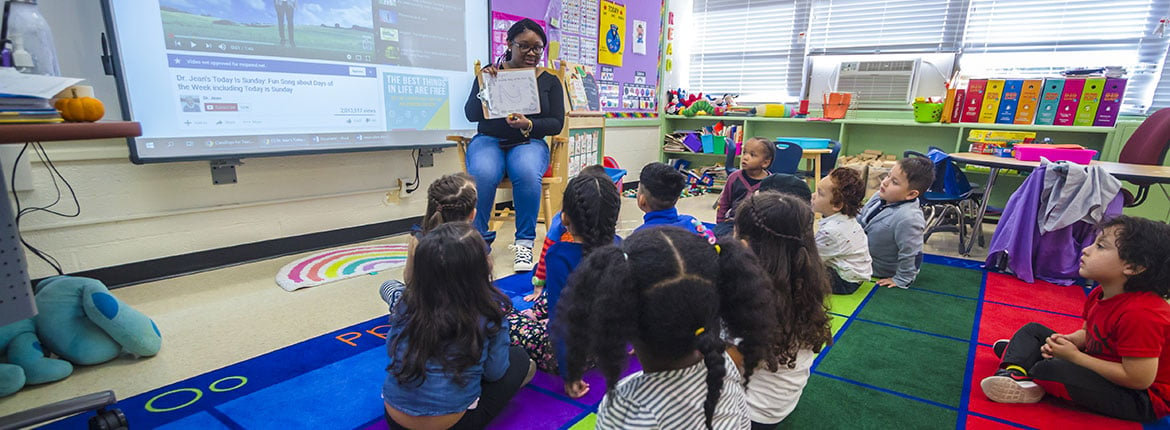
top-left (481, 65), bottom-right (499, 77)
top-left (506, 113), bottom-right (532, 130)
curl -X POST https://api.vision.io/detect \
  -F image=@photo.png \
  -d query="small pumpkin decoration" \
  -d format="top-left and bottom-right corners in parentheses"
top-left (55, 97), bottom-right (105, 122)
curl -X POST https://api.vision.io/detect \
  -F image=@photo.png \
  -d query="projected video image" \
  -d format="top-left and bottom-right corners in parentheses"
top-left (159, 0), bottom-right (376, 64)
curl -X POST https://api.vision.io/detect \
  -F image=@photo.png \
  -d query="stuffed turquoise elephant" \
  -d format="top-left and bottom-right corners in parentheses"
top-left (34, 276), bottom-right (162, 366)
top-left (0, 318), bottom-right (73, 397)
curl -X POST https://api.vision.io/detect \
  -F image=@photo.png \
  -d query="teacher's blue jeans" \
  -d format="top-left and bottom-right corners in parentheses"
top-left (465, 134), bottom-right (549, 245)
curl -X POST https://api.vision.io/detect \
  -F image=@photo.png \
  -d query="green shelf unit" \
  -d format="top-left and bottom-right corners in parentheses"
top-left (660, 113), bottom-right (1136, 164)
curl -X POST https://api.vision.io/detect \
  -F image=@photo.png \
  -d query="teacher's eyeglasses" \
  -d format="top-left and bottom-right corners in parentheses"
top-left (512, 42), bottom-right (545, 55)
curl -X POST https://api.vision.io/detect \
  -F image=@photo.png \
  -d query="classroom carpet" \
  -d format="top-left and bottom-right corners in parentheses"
top-left (43, 256), bottom-right (1170, 429)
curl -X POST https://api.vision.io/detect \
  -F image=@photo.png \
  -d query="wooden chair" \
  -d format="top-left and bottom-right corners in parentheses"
top-left (448, 62), bottom-right (570, 231)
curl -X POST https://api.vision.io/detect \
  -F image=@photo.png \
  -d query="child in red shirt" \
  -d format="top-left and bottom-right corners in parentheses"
top-left (981, 216), bottom-right (1170, 421)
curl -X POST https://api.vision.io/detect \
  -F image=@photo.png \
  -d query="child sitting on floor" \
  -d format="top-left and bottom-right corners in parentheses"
top-left (555, 226), bottom-right (783, 429)
top-left (510, 166), bottom-right (621, 399)
top-left (734, 191), bottom-right (833, 427)
top-left (981, 216), bottom-right (1170, 422)
top-left (857, 156), bottom-right (934, 289)
top-left (379, 172), bottom-right (476, 311)
top-left (810, 167), bottom-right (872, 295)
top-left (713, 137), bottom-right (774, 237)
top-left (635, 162), bottom-right (701, 232)
top-left (527, 165), bottom-right (610, 301)
top-left (382, 222), bottom-right (535, 430)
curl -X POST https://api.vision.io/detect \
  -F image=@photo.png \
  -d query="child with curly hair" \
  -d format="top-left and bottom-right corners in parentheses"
top-left (810, 167), bottom-right (872, 295)
top-left (509, 166), bottom-right (621, 398)
top-left (555, 226), bottom-right (783, 429)
top-left (734, 191), bottom-right (834, 427)
top-left (981, 216), bottom-right (1170, 422)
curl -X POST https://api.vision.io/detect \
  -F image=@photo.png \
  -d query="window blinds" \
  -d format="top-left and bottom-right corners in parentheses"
top-left (687, 0), bottom-right (807, 102)
top-left (960, 0), bottom-right (1170, 113)
top-left (806, 0), bottom-right (965, 54)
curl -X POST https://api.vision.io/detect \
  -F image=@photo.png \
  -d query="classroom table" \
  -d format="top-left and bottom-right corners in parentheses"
top-left (948, 152), bottom-right (1170, 255)
top-left (800, 148), bottom-right (832, 186)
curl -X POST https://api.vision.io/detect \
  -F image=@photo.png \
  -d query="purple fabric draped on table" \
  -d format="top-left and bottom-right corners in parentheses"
top-left (985, 165), bottom-right (1124, 285)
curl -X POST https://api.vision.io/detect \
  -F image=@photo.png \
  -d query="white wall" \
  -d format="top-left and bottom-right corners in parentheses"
top-left (12, 2), bottom-right (657, 279)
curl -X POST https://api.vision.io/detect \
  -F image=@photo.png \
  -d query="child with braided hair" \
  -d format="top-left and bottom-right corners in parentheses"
top-left (525, 164), bottom-right (609, 301)
top-left (555, 226), bottom-right (782, 429)
top-left (508, 166), bottom-right (621, 398)
top-left (379, 172), bottom-right (477, 311)
top-left (734, 191), bottom-right (834, 427)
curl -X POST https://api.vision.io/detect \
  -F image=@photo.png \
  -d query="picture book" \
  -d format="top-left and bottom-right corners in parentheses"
top-left (995, 79), bottom-right (1023, 124)
top-left (1073, 77), bottom-right (1105, 126)
top-left (978, 79), bottom-right (1005, 123)
top-left (960, 79), bottom-right (987, 123)
top-left (949, 89), bottom-right (965, 123)
top-left (940, 88), bottom-right (957, 123)
top-left (1035, 78), bottom-right (1064, 125)
top-left (1093, 78), bottom-right (1127, 127)
top-left (1013, 79), bottom-right (1043, 124)
top-left (1054, 78), bottom-right (1085, 126)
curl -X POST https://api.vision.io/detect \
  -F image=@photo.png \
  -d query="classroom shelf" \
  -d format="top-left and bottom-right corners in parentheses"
top-left (0, 121), bottom-right (142, 144)
top-left (659, 112), bottom-right (1132, 167)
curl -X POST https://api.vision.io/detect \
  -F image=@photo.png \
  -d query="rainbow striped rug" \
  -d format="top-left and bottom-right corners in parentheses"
top-left (275, 244), bottom-right (408, 291)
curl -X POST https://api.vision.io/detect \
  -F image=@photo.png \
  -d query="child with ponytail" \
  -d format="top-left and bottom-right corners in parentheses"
top-left (379, 172), bottom-right (477, 311)
top-left (734, 191), bottom-right (834, 428)
top-left (555, 226), bottom-right (782, 429)
top-left (508, 166), bottom-right (621, 398)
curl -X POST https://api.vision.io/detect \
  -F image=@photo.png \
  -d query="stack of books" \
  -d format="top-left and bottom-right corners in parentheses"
top-left (0, 94), bottom-right (62, 124)
top-left (941, 74), bottom-right (1127, 127)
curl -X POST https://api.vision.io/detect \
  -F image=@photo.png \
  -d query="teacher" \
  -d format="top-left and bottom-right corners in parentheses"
top-left (464, 18), bottom-right (564, 272)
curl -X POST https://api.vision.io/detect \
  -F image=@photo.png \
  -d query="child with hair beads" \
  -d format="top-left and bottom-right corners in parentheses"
top-left (810, 167), bottom-right (872, 295)
top-left (714, 136), bottom-right (775, 237)
top-left (635, 162), bottom-right (701, 232)
top-left (379, 172), bottom-right (477, 310)
top-left (525, 164), bottom-right (608, 301)
top-left (981, 216), bottom-right (1170, 422)
top-left (510, 166), bottom-right (621, 398)
top-left (858, 157), bottom-right (934, 288)
top-left (382, 222), bottom-right (536, 430)
top-left (555, 226), bottom-right (783, 429)
top-left (734, 191), bottom-right (834, 427)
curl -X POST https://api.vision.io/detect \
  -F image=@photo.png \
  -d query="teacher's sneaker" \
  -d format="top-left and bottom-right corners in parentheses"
top-left (511, 244), bottom-right (534, 272)
top-left (981, 368), bottom-right (1044, 404)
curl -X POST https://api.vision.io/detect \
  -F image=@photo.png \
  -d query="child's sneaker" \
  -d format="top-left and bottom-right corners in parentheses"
top-left (993, 339), bottom-right (1009, 359)
top-left (981, 368), bottom-right (1044, 404)
top-left (511, 244), bottom-right (535, 272)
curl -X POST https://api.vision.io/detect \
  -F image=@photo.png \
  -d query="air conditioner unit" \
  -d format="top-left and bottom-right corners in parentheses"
top-left (807, 54), bottom-right (954, 112)
top-left (834, 58), bottom-right (921, 109)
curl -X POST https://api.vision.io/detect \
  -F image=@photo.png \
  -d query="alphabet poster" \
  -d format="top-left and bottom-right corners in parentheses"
top-left (490, 0), bottom-right (661, 114)
top-left (598, 1), bottom-right (625, 67)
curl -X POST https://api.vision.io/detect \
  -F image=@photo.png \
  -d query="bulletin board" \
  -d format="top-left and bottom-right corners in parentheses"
top-left (489, 0), bottom-right (662, 115)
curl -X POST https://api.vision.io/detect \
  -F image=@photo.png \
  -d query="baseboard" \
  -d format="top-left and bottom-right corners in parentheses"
top-left (40, 216), bottom-right (423, 289)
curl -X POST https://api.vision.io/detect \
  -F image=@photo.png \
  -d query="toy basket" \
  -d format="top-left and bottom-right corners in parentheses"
top-left (912, 102), bottom-right (944, 123)
top-left (822, 92), bottom-right (853, 120)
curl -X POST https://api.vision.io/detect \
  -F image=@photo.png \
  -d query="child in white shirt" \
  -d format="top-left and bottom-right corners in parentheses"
top-left (810, 168), bottom-right (872, 294)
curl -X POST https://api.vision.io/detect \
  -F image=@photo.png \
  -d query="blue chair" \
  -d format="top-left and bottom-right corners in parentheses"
top-left (904, 147), bottom-right (983, 255)
top-left (769, 140), bottom-right (804, 175)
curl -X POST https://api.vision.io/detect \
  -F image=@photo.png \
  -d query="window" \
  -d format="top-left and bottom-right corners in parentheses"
top-left (960, 0), bottom-right (1170, 113)
top-left (807, 0), bottom-right (966, 55)
top-left (686, 0), bottom-right (807, 102)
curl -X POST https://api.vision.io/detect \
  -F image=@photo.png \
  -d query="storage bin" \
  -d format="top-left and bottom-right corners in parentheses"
top-left (912, 102), bottom-right (944, 123)
top-left (775, 137), bottom-right (831, 149)
top-left (1013, 144), bottom-right (1097, 164)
